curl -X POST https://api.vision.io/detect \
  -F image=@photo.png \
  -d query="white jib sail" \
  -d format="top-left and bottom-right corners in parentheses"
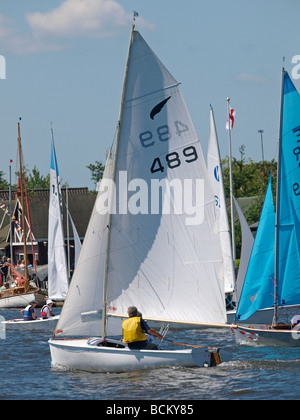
top-left (207, 107), bottom-right (235, 294)
top-left (55, 153), bottom-right (118, 337)
top-left (48, 138), bottom-right (69, 301)
top-left (106, 31), bottom-right (227, 325)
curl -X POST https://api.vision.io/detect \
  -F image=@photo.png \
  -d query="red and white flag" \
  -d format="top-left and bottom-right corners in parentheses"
top-left (226, 107), bottom-right (235, 130)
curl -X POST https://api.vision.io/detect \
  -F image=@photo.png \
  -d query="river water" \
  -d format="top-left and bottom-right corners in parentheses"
top-left (0, 308), bottom-right (300, 401)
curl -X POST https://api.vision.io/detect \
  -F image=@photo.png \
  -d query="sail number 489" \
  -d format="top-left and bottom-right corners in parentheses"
top-left (151, 146), bottom-right (198, 174)
top-left (139, 121), bottom-right (198, 173)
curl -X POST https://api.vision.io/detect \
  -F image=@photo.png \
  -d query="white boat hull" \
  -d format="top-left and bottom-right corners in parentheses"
top-left (232, 324), bottom-right (300, 347)
top-left (49, 338), bottom-right (225, 373)
top-left (0, 291), bottom-right (45, 309)
top-left (2, 315), bottom-right (59, 331)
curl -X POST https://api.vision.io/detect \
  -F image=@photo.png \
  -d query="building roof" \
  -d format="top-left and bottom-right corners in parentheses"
top-left (0, 188), bottom-right (96, 244)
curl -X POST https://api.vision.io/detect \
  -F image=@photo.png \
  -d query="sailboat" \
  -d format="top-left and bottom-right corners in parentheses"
top-left (49, 26), bottom-right (230, 373)
top-left (232, 69), bottom-right (300, 346)
top-left (0, 122), bottom-right (46, 309)
top-left (206, 107), bottom-right (273, 324)
top-left (2, 131), bottom-right (67, 330)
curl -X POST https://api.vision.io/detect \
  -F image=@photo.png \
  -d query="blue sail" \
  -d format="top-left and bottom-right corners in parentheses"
top-left (236, 175), bottom-right (275, 321)
top-left (277, 72), bottom-right (300, 306)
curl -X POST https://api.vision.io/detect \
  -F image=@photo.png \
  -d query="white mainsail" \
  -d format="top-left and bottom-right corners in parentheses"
top-left (207, 106), bottom-right (235, 295)
top-left (48, 136), bottom-right (68, 301)
top-left (55, 29), bottom-right (227, 340)
top-left (105, 31), bottom-right (226, 325)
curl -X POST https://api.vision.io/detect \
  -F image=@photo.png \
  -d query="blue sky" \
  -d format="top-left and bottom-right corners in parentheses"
top-left (1, 0), bottom-right (300, 190)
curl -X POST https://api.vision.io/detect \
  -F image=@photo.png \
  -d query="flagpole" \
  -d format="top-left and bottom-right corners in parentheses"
top-left (227, 98), bottom-right (236, 269)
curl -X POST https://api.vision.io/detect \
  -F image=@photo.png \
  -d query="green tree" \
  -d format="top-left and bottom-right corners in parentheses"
top-left (87, 161), bottom-right (105, 190)
top-left (0, 171), bottom-right (9, 189)
top-left (25, 166), bottom-right (50, 190)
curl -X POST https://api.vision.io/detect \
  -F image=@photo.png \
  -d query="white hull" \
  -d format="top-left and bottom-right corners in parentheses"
top-left (49, 338), bottom-right (225, 373)
top-left (0, 291), bottom-right (45, 309)
top-left (2, 315), bottom-right (59, 331)
top-left (232, 324), bottom-right (300, 347)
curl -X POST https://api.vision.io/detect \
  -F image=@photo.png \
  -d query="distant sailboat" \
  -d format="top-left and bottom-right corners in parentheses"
top-left (48, 131), bottom-right (68, 302)
top-left (233, 70), bottom-right (300, 346)
top-left (0, 122), bottom-right (46, 309)
top-left (49, 26), bottom-right (229, 373)
top-left (207, 106), bottom-right (236, 296)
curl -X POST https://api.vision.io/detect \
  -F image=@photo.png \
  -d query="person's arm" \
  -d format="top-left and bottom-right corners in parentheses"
top-left (140, 319), bottom-right (164, 340)
top-left (147, 328), bottom-right (164, 341)
top-left (31, 308), bottom-right (37, 320)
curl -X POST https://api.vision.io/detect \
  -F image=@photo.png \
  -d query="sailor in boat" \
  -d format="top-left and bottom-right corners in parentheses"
top-left (122, 306), bottom-right (164, 350)
top-left (40, 299), bottom-right (54, 320)
top-left (21, 300), bottom-right (37, 321)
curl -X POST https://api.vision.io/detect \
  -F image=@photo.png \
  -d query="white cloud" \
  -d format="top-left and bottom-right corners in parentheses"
top-left (236, 72), bottom-right (267, 83)
top-left (0, 1), bottom-right (153, 54)
top-left (26, 0), bottom-right (142, 38)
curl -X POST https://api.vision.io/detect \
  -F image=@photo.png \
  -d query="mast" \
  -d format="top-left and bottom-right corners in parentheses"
top-left (17, 121), bottom-right (29, 291)
top-left (227, 98), bottom-right (236, 268)
top-left (274, 68), bottom-right (285, 326)
top-left (9, 160), bottom-right (13, 263)
top-left (101, 24), bottom-right (135, 338)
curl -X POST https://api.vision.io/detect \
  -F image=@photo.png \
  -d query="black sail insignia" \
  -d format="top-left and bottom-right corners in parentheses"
top-left (150, 96), bottom-right (171, 120)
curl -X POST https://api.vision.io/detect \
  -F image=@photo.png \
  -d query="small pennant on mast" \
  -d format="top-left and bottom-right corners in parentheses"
top-left (133, 11), bottom-right (139, 21)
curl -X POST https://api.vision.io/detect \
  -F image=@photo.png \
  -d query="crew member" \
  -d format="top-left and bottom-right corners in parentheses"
top-left (122, 306), bottom-right (163, 350)
top-left (21, 300), bottom-right (37, 321)
top-left (40, 299), bottom-right (54, 319)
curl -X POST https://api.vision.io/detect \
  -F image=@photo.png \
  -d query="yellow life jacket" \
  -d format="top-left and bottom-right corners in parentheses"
top-left (122, 317), bottom-right (146, 344)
